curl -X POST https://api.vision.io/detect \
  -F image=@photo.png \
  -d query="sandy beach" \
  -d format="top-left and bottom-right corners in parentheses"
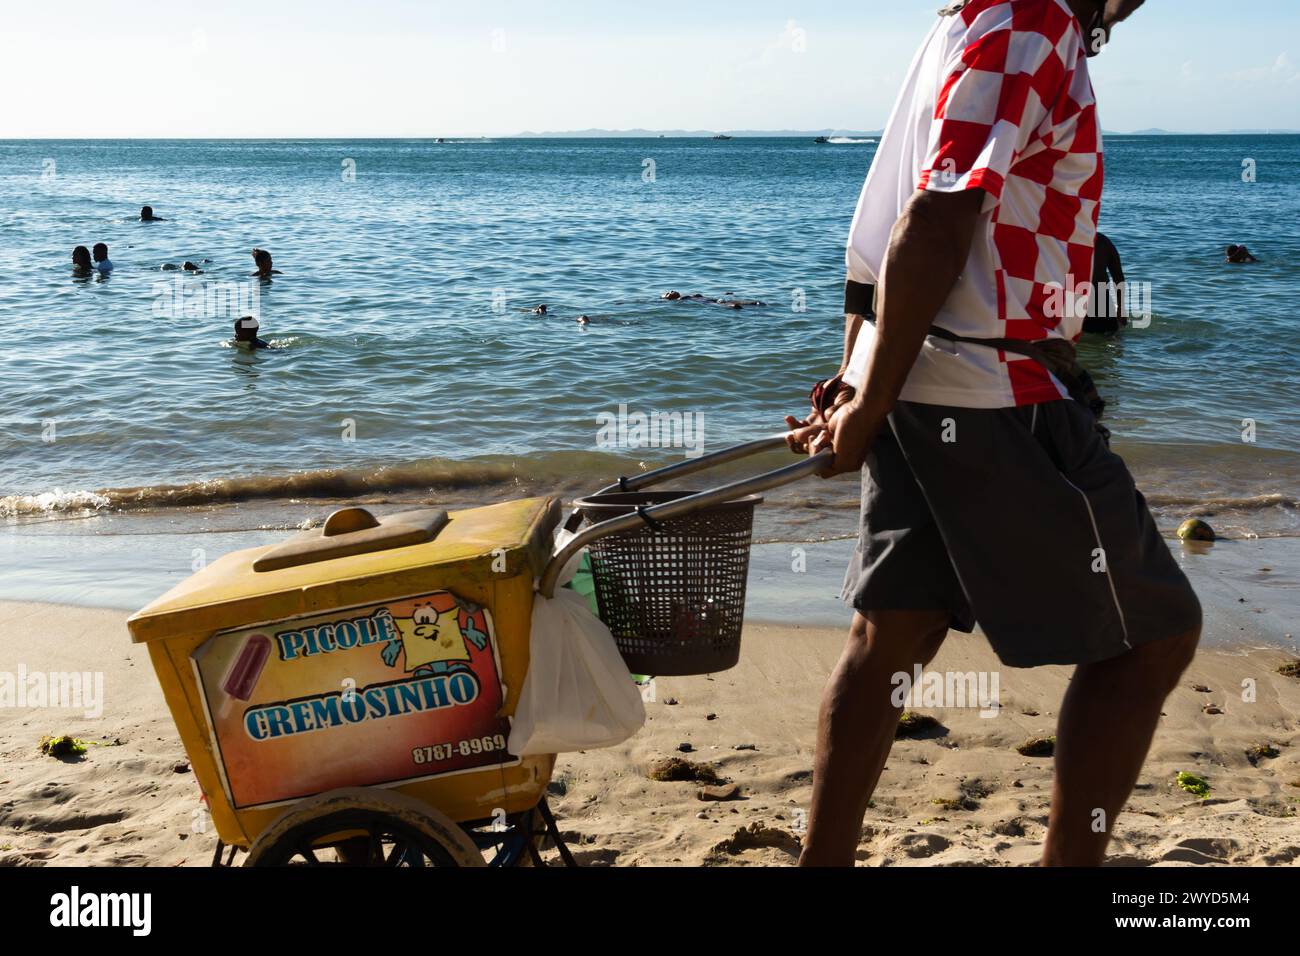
top-left (3, 600), bottom-right (1297, 867)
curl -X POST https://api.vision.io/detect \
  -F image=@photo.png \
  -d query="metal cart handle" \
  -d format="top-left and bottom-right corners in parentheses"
top-left (538, 437), bottom-right (831, 599)
top-left (558, 433), bottom-right (807, 534)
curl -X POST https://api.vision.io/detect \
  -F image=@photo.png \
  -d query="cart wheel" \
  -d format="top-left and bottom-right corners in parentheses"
top-left (244, 787), bottom-right (484, 867)
top-left (465, 806), bottom-right (547, 867)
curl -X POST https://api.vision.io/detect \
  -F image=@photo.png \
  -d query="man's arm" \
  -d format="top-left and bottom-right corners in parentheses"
top-left (814, 187), bottom-right (985, 475)
top-left (782, 297), bottom-right (867, 452)
top-left (1106, 242), bottom-right (1124, 285)
top-left (840, 313), bottom-right (864, 373)
top-left (1106, 239), bottom-right (1126, 320)
top-left (837, 279), bottom-right (875, 373)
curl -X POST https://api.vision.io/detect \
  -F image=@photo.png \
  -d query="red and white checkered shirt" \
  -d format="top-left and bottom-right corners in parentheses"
top-left (844, 0), bottom-right (1102, 408)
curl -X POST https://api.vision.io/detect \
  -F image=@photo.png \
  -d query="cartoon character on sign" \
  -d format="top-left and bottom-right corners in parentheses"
top-left (381, 601), bottom-right (489, 676)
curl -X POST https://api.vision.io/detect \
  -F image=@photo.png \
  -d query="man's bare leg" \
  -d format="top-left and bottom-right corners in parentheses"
top-left (799, 609), bottom-right (951, 866)
top-left (1042, 624), bottom-right (1201, 866)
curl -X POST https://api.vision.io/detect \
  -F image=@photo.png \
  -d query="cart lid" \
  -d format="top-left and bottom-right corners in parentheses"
top-left (127, 497), bottom-right (560, 644)
top-left (251, 507), bottom-right (451, 572)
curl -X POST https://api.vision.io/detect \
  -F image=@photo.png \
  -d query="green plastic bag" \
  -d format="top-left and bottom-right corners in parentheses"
top-left (567, 552), bottom-right (601, 617)
top-left (565, 554), bottom-right (650, 683)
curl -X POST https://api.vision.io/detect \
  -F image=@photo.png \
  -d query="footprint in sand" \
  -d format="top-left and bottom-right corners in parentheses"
top-left (1158, 836), bottom-right (1240, 864)
top-left (1260, 845), bottom-right (1300, 865)
top-left (705, 822), bottom-right (802, 863)
top-left (571, 847), bottom-right (620, 866)
top-left (892, 831), bottom-right (953, 859)
top-left (10, 809), bottom-right (130, 834)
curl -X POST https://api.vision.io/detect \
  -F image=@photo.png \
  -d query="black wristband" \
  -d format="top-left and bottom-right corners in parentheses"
top-left (844, 280), bottom-right (875, 316)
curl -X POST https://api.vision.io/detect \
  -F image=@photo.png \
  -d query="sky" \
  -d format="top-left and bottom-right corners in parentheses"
top-left (3, 0), bottom-right (1299, 137)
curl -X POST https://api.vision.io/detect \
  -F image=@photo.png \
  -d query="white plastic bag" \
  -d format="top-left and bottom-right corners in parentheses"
top-left (549, 527), bottom-right (586, 588)
top-left (507, 588), bottom-right (646, 755)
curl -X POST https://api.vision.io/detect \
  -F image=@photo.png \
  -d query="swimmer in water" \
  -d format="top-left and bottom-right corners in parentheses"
top-left (92, 243), bottom-right (113, 274)
top-left (531, 304), bottom-right (548, 315)
top-left (1225, 244), bottom-right (1258, 264)
top-left (250, 247), bottom-right (283, 278)
top-left (1083, 232), bottom-right (1126, 334)
top-left (232, 316), bottom-right (269, 350)
top-left (183, 261), bottom-right (202, 273)
top-left (662, 291), bottom-right (766, 308)
top-left (140, 206), bottom-right (165, 222)
top-left (72, 246), bottom-right (93, 274)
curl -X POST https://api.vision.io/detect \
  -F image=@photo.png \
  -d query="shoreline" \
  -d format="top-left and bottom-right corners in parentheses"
top-left (1, 524), bottom-right (1295, 653)
top-left (1, 604), bottom-right (1296, 866)
top-left (5, 434), bottom-right (1299, 536)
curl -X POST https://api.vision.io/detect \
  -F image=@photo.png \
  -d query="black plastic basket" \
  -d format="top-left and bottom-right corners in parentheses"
top-left (573, 491), bottom-right (762, 676)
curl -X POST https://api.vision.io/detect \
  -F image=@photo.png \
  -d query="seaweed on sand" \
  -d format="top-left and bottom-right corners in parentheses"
top-left (647, 757), bottom-right (723, 785)
top-left (1176, 771), bottom-right (1211, 799)
top-left (1246, 743), bottom-right (1281, 766)
top-left (39, 735), bottom-right (88, 758)
top-left (895, 712), bottom-right (940, 738)
top-left (1016, 736), bottom-right (1055, 757)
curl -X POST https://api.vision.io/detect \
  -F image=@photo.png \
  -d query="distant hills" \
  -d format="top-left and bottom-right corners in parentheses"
top-left (1129, 127), bottom-right (1300, 135)
top-left (510, 127), bottom-right (1300, 138)
top-left (512, 128), bottom-right (881, 138)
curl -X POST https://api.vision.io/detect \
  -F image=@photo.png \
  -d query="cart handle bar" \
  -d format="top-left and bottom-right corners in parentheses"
top-left (538, 440), bottom-right (831, 599)
top-left (558, 433), bottom-right (800, 534)
top-left (591, 433), bottom-right (793, 497)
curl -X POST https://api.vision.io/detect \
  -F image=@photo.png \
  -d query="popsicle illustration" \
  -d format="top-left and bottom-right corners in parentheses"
top-left (218, 633), bottom-right (272, 718)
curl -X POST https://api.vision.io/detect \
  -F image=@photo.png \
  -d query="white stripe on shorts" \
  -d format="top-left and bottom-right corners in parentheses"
top-left (1062, 474), bottom-right (1132, 649)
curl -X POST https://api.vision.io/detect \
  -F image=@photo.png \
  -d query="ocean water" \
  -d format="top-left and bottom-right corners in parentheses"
top-left (1, 136), bottom-right (1298, 607)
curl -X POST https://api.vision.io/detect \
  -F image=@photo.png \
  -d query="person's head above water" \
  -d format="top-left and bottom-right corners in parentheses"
top-left (92, 242), bottom-right (109, 262)
top-left (72, 246), bottom-right (92, 269)
top-left (233, 315), bottom-right (266, 347)
top-left (252, 247), bottom-right (275, 276)
top-left (140, 205), bottom-right (162, 221)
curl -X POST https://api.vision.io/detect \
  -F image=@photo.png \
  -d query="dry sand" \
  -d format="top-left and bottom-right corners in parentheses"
top-left (1, 602), bottom-right (1298, 867)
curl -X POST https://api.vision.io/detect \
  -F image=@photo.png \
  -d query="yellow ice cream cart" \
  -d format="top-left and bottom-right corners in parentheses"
top-left (128, 438), bottom-right (827, 866)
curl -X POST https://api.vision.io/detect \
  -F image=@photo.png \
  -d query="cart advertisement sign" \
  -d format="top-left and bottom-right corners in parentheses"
top-left (192, 591), bottom-right (517, 809)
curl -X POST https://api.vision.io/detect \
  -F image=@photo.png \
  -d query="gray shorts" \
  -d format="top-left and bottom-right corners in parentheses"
top-left (841, 399), bottom-right (1201, 668)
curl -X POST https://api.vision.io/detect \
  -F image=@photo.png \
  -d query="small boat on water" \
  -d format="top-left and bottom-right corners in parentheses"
top-left (712, 134), bottom-right (733, 141)
top-left (813, 136), bottom-right (829, 144)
